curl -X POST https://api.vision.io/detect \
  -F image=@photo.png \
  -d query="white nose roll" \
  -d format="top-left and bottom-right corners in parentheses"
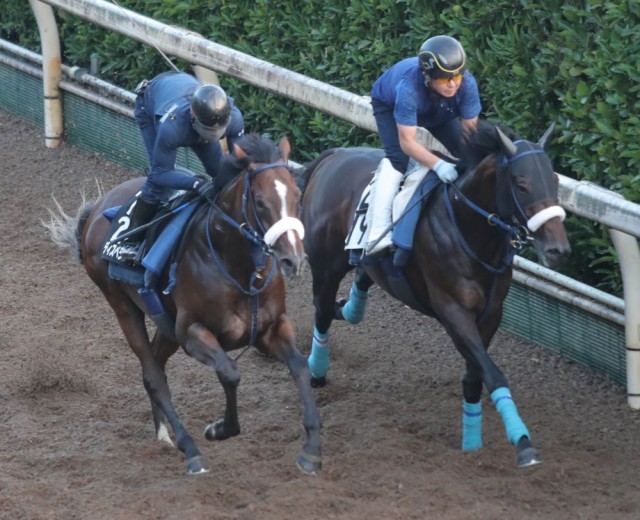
top-left (263, 217), bottom-right (305, 246)
top-left (527, 205), bottom-right (566, 232)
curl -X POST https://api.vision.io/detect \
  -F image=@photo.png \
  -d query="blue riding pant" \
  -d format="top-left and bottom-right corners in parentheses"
top-left (134, 94), bottom-right (171, 204)
top-left (371, 98), bottom-right (464, 173)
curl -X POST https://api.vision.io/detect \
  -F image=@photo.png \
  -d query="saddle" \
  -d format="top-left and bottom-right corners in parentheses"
top-left (345, 165), bottom-right (440, 267)
top-left (101, 191), bottom-right (202, 288)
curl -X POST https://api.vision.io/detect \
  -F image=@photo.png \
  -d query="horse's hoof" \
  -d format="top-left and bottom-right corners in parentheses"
top-left (310, 376), bottom-right (326, 388)
top-left (517, 446), bottom-right (542, 468)
top-left (296, 451), bottom-right (322, 475)
top-left (186, 455), bottom-right (210, 475)
top-left (204, 420), bottom-right (232, 441)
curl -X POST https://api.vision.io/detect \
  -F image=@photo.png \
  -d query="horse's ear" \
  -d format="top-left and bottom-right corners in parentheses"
top-left (496, 126), bottom-right (518, 158)
top-left (233, 143), bottom-right (248, 160)
top-left (279, 136), bottom-right (291, 162)
top-left (538, 122), bottom-right (556, 150)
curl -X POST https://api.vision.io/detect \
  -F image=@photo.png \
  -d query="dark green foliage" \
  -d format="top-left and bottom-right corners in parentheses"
top-left (2, 0), bottom-right (639, 294)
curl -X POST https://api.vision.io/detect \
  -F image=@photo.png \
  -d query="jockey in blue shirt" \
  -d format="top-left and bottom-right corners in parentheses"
top-left (119, 71), bottom-right (244, 259)
top-left (366, 35), bottom-right (482, 256)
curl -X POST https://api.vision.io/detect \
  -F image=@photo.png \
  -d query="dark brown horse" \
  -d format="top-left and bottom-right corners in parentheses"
top-left (300, 120), bottom-right (570, 468)
top-left (46, 134), bottom-right (321, 475)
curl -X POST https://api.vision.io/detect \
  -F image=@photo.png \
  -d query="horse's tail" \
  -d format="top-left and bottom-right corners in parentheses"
top-left (43, 192), bottom-right (96, 264)
top-left (296, 148), bottom-right (341, 195)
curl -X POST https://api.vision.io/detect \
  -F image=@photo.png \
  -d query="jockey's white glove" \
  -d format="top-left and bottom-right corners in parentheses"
top-left (433, 159), bottom-right (459, 184)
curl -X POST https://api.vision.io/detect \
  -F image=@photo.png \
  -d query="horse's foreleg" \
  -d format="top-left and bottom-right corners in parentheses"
top-left (490, 387), bottom-right (540, 467)
top-left (337, 269), bottom-right (374, 324)
top-left (441, 308), bottom-right (540, 468)
top-left (461, 362), bottom-right (483, 451)
top-left (263, 315), bottom-right (322, 474)
top-left (182, 323), bottom-right (241, 443)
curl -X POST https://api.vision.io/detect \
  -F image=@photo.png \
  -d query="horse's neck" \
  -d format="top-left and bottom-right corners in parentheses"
top-left (457, 164), bottom-right (497, 213)
top-left (445, 164), bottom-right (510, 260)
top-left (203, 185), bottom-right (268, 277)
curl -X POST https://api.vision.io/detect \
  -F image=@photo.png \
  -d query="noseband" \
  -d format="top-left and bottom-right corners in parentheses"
top-left (499, 142), bottom-right (566, 233)
top-left (445, 141), bottom-right (565, 274)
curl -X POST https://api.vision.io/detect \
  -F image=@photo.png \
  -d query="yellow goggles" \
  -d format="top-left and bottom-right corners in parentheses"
top-left (432, 74), bottom-right (463, 85)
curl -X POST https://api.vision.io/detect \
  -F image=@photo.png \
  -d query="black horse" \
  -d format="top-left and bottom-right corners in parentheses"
top-left (46, 134), bottom-right (322, 475)
top-left (300, 120), bottom-right (570, 467)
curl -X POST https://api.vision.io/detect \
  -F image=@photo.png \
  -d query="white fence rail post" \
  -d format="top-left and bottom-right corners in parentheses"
top-left (28, 0), bottom-right (63, 148)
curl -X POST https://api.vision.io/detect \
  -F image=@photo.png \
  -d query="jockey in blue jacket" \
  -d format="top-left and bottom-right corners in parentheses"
top-left (120, 71), bottom-right (244, 260)
top-left (366, 35), bottom-right (482, 256)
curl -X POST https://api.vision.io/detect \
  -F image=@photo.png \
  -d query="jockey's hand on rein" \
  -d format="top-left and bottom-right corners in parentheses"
top-left (433, 159), bottom-right (459, 184)
top-left (192, 176), bottom-right (219, 202)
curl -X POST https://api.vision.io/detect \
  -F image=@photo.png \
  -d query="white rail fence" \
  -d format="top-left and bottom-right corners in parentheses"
top-left (23, 0), bottom-right (640, 407)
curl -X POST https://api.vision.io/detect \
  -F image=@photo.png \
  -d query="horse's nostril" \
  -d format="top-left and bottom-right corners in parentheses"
top-left (544, 246), bottom-right (570, 268)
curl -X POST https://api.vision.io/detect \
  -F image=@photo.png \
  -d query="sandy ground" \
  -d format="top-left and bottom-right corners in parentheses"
top-left (1, 110), bottom-right (639, 520)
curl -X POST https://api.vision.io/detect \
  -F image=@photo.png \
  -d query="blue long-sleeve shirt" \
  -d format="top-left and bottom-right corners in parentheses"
top-left (136, 72), bottom-right (244, 191)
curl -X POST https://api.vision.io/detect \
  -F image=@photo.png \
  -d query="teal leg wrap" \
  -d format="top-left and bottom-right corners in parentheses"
top-left (462, 400), bottom-right (482, 451)
top-left (308, 326), bottom-right (330, 379)
top-left (491, 387), bottom-right (530, 445)
top-left (341, 283), bottom-right (369, 324)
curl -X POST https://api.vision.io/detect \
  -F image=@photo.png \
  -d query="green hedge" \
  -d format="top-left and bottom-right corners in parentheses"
top-left (2, 0), bottom-right (639, 294)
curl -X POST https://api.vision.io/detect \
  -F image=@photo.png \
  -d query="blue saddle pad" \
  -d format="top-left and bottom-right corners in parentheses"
top-left (101, 195), bottom-right (201, 285)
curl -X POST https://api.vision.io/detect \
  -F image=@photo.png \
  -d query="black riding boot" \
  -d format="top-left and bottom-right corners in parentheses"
top-left (118, 198), bottom-right (158, 263)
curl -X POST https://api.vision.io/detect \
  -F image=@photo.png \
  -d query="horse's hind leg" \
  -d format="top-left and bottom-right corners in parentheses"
top-left (310, 268), bottom-right (374, 387)
top-left (308, 267), bottom-right (344, 387)
top-left (104, 288), bottom-right (209, 475)
top-left (148, 331), bottom-right (180, 446)
top-left (336, 268), bottom-right (374, 324)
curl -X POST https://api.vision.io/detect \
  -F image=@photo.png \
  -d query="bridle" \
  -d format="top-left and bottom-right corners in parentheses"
top-left (445, 140), bottom-right (566, 274)
top-left (204, 161), bottom-right (305, 354)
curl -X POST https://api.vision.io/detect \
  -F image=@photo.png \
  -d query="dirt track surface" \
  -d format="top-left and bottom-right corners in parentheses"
top-left (1, 110), bottom-right (639, 519)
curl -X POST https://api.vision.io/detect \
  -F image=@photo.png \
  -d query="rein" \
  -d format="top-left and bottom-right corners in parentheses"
top-left (205, 161), bottom-right (290, 355)
top-left (443, 146), bottom-right (550, 274)
top-left (445, 183), bottom-right (523, 274)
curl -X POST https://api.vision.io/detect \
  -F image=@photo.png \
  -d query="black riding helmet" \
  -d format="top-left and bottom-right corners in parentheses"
top-left (190, 84), bottom-right (232, 142)
top-left (418, 35), bottom-right (467, 79)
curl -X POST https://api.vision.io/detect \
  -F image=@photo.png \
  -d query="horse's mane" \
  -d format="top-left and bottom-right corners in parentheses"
top-left (298, 148), bottom-right (343, 194)
top-left (217, 133), bottom-right (283, 189)
top-left (457, 120), bottom-right (519, 173)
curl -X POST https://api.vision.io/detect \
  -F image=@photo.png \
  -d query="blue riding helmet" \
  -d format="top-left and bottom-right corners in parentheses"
top-left (190, 84), bottom-right (232, 142)
top-left (418, 35), bottom-right (467, 79)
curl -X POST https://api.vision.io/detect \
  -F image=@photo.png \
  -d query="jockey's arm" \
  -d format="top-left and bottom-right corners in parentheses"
top-left (397, 123), bottom-right (442, 170)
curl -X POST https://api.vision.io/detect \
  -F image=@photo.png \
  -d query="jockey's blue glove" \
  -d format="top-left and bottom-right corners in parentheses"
top-left (433, 159), bottom-right (459, 184)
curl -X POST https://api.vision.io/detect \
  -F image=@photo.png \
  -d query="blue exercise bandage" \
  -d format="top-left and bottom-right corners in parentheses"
top-left (341, 283), bottom-right (369, 324)
top-left (462, 400), bottom-right (482, 451)
top-left (491, 387), bottom-right (530, 445)
top-left (308, 326), bottom-right (330, 379)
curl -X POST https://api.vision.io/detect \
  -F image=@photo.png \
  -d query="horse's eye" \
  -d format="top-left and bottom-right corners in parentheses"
top-left (254, 198), bottom-right (266, 210)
